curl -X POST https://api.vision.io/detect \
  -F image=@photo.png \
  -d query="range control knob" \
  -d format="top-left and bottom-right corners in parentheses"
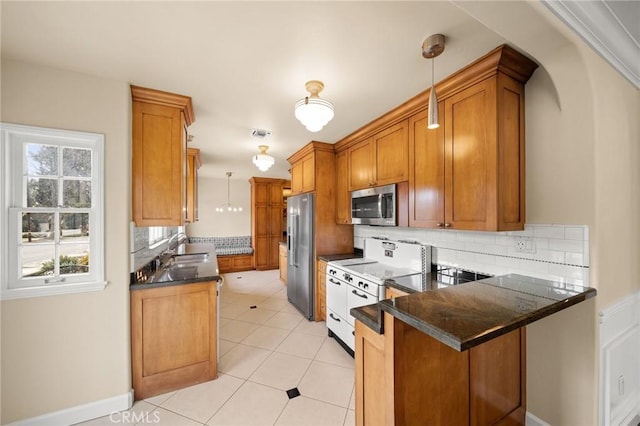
top-left (364, 283), bottom-right (369, 289)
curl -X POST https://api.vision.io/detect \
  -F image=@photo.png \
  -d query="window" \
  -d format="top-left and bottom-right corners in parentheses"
top-left (1, 123), bottom-right (106, 299)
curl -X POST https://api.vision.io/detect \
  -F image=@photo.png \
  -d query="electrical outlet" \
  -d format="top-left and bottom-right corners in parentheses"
top-left (514, 236), bottom-right (536, 253)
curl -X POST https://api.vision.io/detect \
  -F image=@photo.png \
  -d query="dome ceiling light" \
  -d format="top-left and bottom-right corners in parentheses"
top-left (252, 145), bottom-right (275, 172)
top-left (294, 80), bottom-right (334, 132)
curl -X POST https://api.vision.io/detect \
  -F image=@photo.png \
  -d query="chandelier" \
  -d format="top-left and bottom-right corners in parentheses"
top-left (294, 80), bottom-right (334, 132)
top-left (215, 172), bottom-right (243, 212)
top-left (252, 145), bottom-right (275, 172)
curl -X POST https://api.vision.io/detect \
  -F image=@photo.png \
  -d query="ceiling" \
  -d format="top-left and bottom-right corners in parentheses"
top-left (2, 1), bottom-right (637, 182)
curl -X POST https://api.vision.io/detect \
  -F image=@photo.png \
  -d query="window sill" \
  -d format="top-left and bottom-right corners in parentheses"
top-left (1, 280), bottom-right (109, 301)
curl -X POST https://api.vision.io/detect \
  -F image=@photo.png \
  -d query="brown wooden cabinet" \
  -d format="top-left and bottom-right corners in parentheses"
top-left (131, 85), bottom-right (194, 226)
top-left (355, 313), bottom-right (525, 425)
top-left (336, 45), bottom-right (536, 232)
top-left (250, 177), bottom-right (289, 270)
top-left (279, 243), bottom-right (287, 284)
top-left (290, 152), bottom-right (315, 194)
top-left (315, 259), bottom-right (327, 321)
top-left (186, 147), bottom-right (201, 223)
top-left (410, 59), bottom-right (530, 231)
top-left (131, 281), bottom-right (217, 400)
top-left (335, 150), bottom-right (351, 224)
top-left (347, 120), bottom-right (409, 191)
top-left (385, 286), bottom-right (409, 299)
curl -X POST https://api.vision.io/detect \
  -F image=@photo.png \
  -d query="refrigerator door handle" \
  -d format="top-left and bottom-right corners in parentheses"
top-left (289, 215), bottom-right (298, 267)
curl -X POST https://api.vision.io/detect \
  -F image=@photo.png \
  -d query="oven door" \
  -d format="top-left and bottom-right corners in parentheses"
top-left (346, 282), bottom-right (378, 326)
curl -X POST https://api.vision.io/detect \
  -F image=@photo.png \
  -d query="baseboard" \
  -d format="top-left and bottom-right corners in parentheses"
top-left (12, 389), bottom-right (133, 425)
top-left (526, 412), bottom-right (551, 426)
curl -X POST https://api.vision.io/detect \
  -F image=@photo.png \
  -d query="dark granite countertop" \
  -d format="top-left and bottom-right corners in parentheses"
top-left (352, 274), bottom-right (596, 351)
top-left (130, 243), bottom-right (222, 291)
top-left (317, 251), bottom-right (363, 262)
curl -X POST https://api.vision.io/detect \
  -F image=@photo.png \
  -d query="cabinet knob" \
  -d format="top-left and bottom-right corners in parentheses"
top-left (444, 223), bottom-right (452, 228)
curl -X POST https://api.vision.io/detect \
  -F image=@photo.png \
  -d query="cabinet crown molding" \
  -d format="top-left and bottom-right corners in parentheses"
top-left (131, 85), bottom-right (195, 126)
top-left (287, 140), bottom-right (335, 164)
top-left (334, 44), bottom-right (538, 152)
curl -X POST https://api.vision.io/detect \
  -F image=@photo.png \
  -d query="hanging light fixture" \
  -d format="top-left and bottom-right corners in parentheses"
top-left (252, 145), bottom-right (275, 172)
top-left (422, 34), bottom-right (445, 129)
top-left (294, 80), bottom-right (334, 132)
top-left (216, 172), bottom-right (243, 212)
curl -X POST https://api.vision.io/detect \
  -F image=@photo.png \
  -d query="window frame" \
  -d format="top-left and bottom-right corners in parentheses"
top-left (1, 122), bottom-right (107, 300)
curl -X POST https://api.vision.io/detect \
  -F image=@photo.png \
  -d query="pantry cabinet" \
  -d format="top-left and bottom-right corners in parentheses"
top-left (186, 148), bottom-right (201, 223)
top-left (131, 85), bottom-right (194, 226)
top-left (348, 121), bottom-right (409, 191)
top-left (250, 177), bottom-right (290, 270)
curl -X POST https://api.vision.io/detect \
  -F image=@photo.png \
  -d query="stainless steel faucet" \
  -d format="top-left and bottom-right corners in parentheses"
top-left (164, 232), bottom-right (188, 256)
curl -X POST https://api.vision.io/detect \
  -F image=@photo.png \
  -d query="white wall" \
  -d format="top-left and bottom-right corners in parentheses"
top-left (0, 60), bottom-right (132, 423)
top-left (186, 176), bottom-right (251, 237)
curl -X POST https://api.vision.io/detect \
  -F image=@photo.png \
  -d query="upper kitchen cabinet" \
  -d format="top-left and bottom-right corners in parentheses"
top-left (131, 85), bottom-right (195, 226)
top-left (186, 148), bottom-right (201, 223)
top-left (346, 120), bottom-right (409, 191)
top-left (290, 151), bottom-right (315, 195)
top-left (410, 45), bottom-right (537, 231)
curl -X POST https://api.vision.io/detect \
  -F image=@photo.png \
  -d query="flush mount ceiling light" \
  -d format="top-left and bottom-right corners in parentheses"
top-left (252, 145), bottom-right (275, 172)
top-left (294, 80), bottom-right (334, 132)
top-left (216, 172), bottom-right (243, 212)
top-left (422, 34), bottom-right (446, 130)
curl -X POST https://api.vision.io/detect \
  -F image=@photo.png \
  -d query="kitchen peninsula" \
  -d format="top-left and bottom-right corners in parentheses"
top-left (351, 275), bottom-right (596, 425)
top-left (130, 243), bottom-right (222, 400)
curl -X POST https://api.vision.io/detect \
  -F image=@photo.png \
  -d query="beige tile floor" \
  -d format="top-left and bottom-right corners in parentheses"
top-left (81, 270), bottom-right (355, 426)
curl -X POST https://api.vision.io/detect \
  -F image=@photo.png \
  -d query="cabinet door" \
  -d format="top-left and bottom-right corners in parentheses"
top-left (409, 108), bottom-right (445, 228)
top-left (315, 260), bottom-right (327, 321)
top-left (335, 150), bottom-right (351, 224)
top-left (348, 138), bottom-right (374, 190)
top-left (255, 205), bottom-right (269, 238)
top-left (373, 120), bottom-right (409, 186)
top-left (186, 148), bottom-right (200, 223)
top-left (291, 162), bottom-right (303, 194)
top-left (301, 153), bottom-right (316, 193)
top-left (269, 182), bottom-right (283, 204)
top-left (444, 79), bottom-right (497, 230)
top-left (132, 101), bottom-right (185, 226)
top-left (254, 237), bottom-right (270, 270)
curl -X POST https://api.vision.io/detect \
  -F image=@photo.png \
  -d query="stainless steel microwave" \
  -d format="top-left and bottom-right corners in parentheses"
top-left (351, 184), bottom-right (396, 226)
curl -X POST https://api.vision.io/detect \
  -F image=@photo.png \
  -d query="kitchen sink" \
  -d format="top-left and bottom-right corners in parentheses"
top-left (169, 252), bottom-right (209, 264)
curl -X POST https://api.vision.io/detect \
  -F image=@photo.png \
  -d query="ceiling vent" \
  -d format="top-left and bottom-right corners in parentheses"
top-left (250, 128), bottom-right (272, 139)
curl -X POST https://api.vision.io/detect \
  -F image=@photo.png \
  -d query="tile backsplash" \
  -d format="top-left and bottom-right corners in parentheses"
top-left (129, 223), bottom-right (183, 272)
top-left (354, 224), bottom-right (590, 286)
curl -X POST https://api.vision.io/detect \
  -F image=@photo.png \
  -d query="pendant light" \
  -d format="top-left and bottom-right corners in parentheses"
top-left (252, 145), bottom-right (275, 172)
top-left (422, 34), bottom-right (445, 129)
top-left (216, 172), bottom-right (243, 212)
top-left (294, 80), bottom-right (334, 132)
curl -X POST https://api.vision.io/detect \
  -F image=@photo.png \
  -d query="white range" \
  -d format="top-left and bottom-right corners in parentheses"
top-left (325, 238), bottom-right (430, 353)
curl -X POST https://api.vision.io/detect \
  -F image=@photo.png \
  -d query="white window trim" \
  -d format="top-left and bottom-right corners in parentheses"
top-left (1, 123), bottom-right (107, 300)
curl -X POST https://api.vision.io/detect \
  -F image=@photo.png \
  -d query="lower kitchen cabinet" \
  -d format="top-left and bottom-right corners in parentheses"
top-left (355, 313), bottom-right (525, 425)
top-left (315, 259), bottom-right (327, 321)
top-left (131, 281), bottom-right (218, 400)
top-left (279, 243), bottom-right (287, 284)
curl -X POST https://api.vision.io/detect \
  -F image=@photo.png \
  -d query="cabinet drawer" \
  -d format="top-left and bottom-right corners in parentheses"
top-left (326, 274), bottom-right (347, 318)
top-left (327, 308), bottom-right (355, 350)
top-left (346, 285), bottom-right (378, 326)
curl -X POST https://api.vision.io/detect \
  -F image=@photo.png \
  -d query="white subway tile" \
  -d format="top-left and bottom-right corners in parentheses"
top-left (535, 249), bottom-right (566, 264)
top-left (564, 226), bottom-right (586, 241)
top-left (549, 263), bottom-right (585, 280)
top-left (533, 225), bottom-right (565, 239)
top-left (495, 236), bottom-right (512, 246)
top-left (548, 239), bottom-right (584, 253)
top-left (565, 252), bottom-right (585, 266)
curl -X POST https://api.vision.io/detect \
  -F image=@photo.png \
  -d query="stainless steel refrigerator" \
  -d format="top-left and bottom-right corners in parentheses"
top-left (286, 193), bottom-right (315, 320)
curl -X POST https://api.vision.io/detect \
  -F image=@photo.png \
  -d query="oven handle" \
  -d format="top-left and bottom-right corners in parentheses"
top-left (328, 278), bottom-right (341, 286)
top-left (329, 313), bottom-right (341, 322)
top-left (351, 289), bottom-right (369, 299)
